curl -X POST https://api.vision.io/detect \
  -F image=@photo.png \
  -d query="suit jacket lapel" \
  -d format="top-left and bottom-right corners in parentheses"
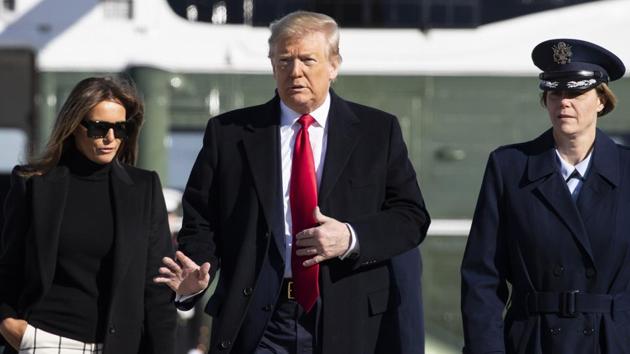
top-left (32, 166), bottom-right (69, 290)
top-left (110, 161), bottom-right (141, 297)
top-left (318, 91), bottom-right (361, 204)
top-left (241, 97), bottom-right (285, 261)
top-left (528, 130), bottom-right (595, 263)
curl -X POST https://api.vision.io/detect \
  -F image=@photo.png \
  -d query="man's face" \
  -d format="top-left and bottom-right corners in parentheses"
top-left (271, 32), bottom-right (339, 114)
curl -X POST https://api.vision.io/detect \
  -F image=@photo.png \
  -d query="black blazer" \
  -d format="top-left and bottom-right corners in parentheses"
top-left (462, 129), bottom-right (630, 354)
top-left (177, 91), bottom-right (430, 354)
top-left (0, 162), bottom-right (176, 354)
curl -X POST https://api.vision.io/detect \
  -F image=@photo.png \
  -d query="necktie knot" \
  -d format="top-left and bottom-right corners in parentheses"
top-left (566, 169), bottom-right (583, 182)
top-left (299, 114), bottom-right (315, 129)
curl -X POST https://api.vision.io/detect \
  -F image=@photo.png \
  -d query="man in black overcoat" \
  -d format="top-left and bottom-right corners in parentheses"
top-left (155, 10), bottom-right (430, 354)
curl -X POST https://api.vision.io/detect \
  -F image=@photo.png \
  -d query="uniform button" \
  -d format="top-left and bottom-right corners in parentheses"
top-left (242, 287), bottom-right (253, 296)
top-left (263, 304), bottom-right (273, 311)
top-left (265, 231), bottom-right (271, 238)
top-left (549, 327), bottom-right (561, 336)
top-left (583, 328), bottom-right (595, 336)
top-left (108, 326), bottom-right (116, 334)
top-left (586, 268), bottom-right (596, 278)
top-left (219, 340), bottom-right (231, 349)
top-left (553, 265), bottom-right (564, 277)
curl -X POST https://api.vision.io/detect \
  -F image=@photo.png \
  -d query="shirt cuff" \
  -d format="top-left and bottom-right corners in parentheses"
top-left (175, 288), bottom-right (205, 303)
top-left (339, 223), bottom-right (360, 260)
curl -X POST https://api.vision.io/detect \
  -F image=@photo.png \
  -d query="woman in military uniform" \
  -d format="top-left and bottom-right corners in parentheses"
top-left (461, 39), bottom-right (629, 353)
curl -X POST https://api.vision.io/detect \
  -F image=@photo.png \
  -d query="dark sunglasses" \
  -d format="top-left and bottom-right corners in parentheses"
top-left (80, 120), bottom-right (129, 139)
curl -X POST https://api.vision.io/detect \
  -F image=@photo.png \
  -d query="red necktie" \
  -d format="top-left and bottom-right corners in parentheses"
top-left (290, 114), bottom-right (320, 313)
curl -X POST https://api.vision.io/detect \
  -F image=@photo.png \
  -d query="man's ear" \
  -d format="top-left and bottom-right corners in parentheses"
top-left (328, 57), bottom-right (340, 81)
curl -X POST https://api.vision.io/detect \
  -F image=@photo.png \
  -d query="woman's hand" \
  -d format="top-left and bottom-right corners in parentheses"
top-left (154, 251), bottom-right (211, 296)
top-left (0, 318), bottom-right (27, 350)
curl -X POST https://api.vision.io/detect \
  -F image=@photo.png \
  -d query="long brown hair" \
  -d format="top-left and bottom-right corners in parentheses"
top-left (23, 76), bottom-right (144, 177)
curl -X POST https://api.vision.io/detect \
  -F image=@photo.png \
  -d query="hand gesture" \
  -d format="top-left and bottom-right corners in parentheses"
top-left (294, 207), bottom-right (351, 267)
top-left (0, 318), bottom-right (27, 350)
top-left (154, 251), bottom-right (211, 296)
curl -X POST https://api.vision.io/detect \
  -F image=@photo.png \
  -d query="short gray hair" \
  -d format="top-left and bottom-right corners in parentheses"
top-left (268, 11), bottom-right (342, 64)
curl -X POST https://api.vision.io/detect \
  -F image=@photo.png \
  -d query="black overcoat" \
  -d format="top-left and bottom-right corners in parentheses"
top-left (462, 129), bottom-right (630, 354)
top-left (177, 91), bottom-right (430, 354)
top-left (0, 162), bottom-right (176, 354)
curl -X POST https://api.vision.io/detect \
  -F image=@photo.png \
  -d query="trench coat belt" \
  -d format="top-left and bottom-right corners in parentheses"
top-left (518, 291), bottom-right (630, 318)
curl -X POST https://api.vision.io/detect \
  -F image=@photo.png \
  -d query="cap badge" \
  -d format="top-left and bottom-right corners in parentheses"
top-left (552, 42), bottom-right (572, 65)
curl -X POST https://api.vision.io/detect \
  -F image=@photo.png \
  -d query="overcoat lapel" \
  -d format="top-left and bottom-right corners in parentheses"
top-left (576, 130), bottom-right (619, 224)
top-left (527, 130), bottom-right (595, 264)
top-left (32, 167), bottom-right (69, 290)
top-left (576, 131), bottom-right (619, 265)
top-left (241, 97), bottom-right (285, 261)
top-left (318, 91), bottom-right (361, 204)
top-left (109, 162), bottom-right (142, 297)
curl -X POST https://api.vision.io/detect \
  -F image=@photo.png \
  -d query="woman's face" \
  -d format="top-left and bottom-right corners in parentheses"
top-left (546, 88), bottom-right (604, 138)
top-left (73, 100), bottom-right (126, 164)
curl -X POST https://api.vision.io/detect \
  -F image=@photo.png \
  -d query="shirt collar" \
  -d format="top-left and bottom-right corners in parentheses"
top-left (280, 93), bottom-right (330, 129)
top-left (555, 148), bottom-right (592, 180)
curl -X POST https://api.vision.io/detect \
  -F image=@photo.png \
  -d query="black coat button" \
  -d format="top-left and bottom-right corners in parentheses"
top-left (583, 328), bottom-right (595, 336)
top-left (549, 327), bottom-right (561, 336)
top-left (586, 268), bottom-right (596, 278)
top-left (108, 326), bottom-right (116, 334)
top-left (263, 304), bottom-right (273, 311)
top-left (243, 287), bottom-right (253, 296)
top-left (553, 265), bottom-right (564, 277)
top-left (265, 231), bottom-right (271, 238)
top-left (219, 340), bottom-right (231, 349)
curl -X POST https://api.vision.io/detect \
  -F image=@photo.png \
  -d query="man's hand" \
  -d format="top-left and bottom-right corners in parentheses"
top-left (0, 318), bottom-right (27, 350)
top-left (294, 207), bottom-right (351, 267)
top-left (153, 251), bottom-right (211, 296)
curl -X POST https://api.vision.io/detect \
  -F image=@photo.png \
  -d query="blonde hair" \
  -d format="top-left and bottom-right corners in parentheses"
top-left (21, 76), bottom-right (144, 177)
top-left (268, 10), bottom-right (342, 65)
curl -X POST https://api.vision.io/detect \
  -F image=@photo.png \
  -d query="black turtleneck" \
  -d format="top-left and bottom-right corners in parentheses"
top-left (28, 147), bottom-right (115, 342)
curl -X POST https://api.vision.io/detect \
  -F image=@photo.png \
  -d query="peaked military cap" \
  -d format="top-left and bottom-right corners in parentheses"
top-left (532, 38), bottom-right (625, 91)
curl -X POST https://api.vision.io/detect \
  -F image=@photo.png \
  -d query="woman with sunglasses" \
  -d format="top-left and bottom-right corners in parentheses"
top-left (461, 39), bottom-right (628, 354)
top-left (0, 77), bottom-right (175, 353)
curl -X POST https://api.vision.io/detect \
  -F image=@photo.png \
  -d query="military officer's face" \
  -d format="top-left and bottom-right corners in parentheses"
top-left (271, 32), bottom-right (339, 114)
top-left (546, 88), bottom-right (604, 138)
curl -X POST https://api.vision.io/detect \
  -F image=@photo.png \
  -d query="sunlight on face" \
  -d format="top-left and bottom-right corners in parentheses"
top-left (271, 32), bottom-right (339, 114)
top-left (546, 89), bottom-right (604, 138)
top-left (73, 100), bottom-right (126, 164)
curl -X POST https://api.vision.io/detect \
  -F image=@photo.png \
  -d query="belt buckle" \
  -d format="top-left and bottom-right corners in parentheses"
top-left (287, 281), bottom-right (295, 300)
top-left (560, 289), bottom-right (580, 317)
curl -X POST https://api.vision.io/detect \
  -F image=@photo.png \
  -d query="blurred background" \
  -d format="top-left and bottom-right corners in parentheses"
top-left (1, 0), bottom-right (629, 352)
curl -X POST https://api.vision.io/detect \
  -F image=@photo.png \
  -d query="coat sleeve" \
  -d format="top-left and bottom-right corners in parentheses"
top-left (142, 172), bottom-right (177, 353)
top-left (176, 118), bottom-right (221, 309)
top-left (0, 167), bottom-right (29, 322)
top-left (347, 115), bottom-right (430, 267)
top-left (460, 151), bottom-right (510, 354)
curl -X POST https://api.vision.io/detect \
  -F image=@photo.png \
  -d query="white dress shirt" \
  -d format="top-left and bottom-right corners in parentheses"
top-left (555, 148), bottom-right (592, 200)
top-left (280, 93), bottom-right (358, 278)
